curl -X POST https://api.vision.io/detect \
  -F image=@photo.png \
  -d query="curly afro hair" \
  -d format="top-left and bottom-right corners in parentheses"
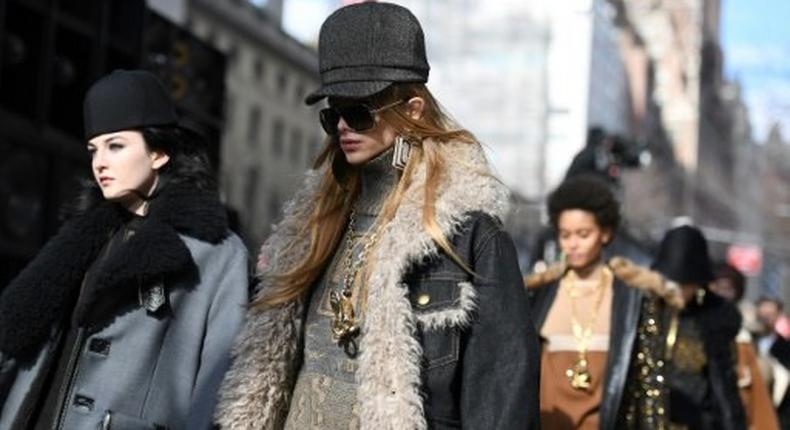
top-left (547, 174), bottom-right (621, 231)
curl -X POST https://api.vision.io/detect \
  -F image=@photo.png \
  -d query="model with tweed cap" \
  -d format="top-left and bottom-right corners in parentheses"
top-left (215, 2), bottom-right (540, 429)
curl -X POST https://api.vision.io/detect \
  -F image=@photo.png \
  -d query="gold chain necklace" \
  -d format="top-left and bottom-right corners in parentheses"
top-left (329, 210), bottom-right (384, 352)
top-left (564, 267), bottom-right (608, 391)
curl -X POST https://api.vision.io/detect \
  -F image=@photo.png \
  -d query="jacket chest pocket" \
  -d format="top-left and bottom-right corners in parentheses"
top-left (420, 326), bottom-right (460, 370)
top-left (407, 279), bottom-right (474, 370)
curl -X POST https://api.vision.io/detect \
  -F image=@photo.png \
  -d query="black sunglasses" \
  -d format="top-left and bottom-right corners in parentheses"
top-left (319, 99), bottom-right (405, 136)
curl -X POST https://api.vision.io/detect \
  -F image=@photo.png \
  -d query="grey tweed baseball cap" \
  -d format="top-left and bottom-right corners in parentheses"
top-left (305, 2), bottom-right (430, 105)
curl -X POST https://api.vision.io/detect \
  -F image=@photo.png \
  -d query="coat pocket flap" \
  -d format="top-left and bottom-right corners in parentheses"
top-left (407, 281), bottom-right (477, 331)
top-left (102, 410), bottom-right (168, 430)
top-left (408, 280), bottom-right (461, 312)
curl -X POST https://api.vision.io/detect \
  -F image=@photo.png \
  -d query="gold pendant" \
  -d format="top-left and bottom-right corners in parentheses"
top-left (329, 290), bottom-right (360, 342)
top-left (565, 357), bottom-right (592, 391)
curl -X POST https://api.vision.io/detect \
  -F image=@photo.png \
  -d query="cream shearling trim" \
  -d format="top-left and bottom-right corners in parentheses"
top-left (524, 257), bottom-right (684, 310)
top-left (524, 262), bottom-right (567, 289)
top-left (415, 281), bottom-right (478, 331)
top-left (214, 170), bottom-right (321, 429)
top-left (215, 141), bottom-right (508, 429)
top-left (609, 256), bottom-right (685, 310)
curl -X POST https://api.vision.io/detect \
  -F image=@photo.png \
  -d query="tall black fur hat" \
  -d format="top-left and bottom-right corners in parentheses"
top-left (653, 225), bottom-right (715, 285)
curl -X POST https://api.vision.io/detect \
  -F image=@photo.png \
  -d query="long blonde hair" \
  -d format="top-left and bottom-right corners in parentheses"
top-left (254, 83), bottom-right (480, 309)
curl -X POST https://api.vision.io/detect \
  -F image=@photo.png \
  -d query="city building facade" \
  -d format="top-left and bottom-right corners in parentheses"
top-left (183, 0), bottom-right (322, 245)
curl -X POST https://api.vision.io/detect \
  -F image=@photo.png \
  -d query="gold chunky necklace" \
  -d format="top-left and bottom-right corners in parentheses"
top-left (564, 266), bottom-right (608, 391)
top-left (329, 209), bottom-right (384, 354)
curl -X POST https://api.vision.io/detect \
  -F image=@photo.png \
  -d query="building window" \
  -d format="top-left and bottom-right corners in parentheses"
top-left (226, 44), bottom-right (239, 67)
top-left (289, 129), bottom-right (302, 164)
top-left (295, 81), bottom-right (305, 103)
top-left (253, 57), bottom-right (264, 81)
top-left (268, 191), bottom-right (280, 221)
top-left (272, 118), bottom-right (284, 157)
top-left (277, 70), bottom-right (288, 95)
top-left (224, 93), bottom-right (235, 132)
top-left (244, 167), bottom-right (260, 217)
top-left (247, 106), bottom-right (261, 147)
top-left (314, 136), bottom-right (323, 158)
top-left (306, 135), bottom-right (322, 166)
top-left (205, 28), bottom-right (217, 45)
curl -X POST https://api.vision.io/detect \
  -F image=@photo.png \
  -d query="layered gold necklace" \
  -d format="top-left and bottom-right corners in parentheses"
top-left (564, 266), bottom-right (609, 391)
top-left (329, 210), bottom-right (384, 353)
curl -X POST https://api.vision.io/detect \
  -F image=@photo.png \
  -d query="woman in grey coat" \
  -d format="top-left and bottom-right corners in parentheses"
top-left (0, 70), bottom-right (249, 429)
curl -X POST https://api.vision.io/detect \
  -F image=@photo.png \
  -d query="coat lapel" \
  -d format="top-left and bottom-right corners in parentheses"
top-left (529, 281), bottom-right (560, 332)
top-left (599, 278), bottom-right (642, 430)
top-left (0, 185), bottom-right (228, 362)
top-left (0, 204), bottom-right (122, 362)
top-left (73, 218), bottom-right (197, 329)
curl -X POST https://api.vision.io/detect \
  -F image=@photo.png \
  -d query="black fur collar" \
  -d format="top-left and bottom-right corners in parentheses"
top-left (0, 184), bottom-right (228, 362)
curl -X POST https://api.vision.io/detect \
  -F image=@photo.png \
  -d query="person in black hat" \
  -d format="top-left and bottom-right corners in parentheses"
top-left (652, 225), bottom-right (747, 430)
top-left (0, 69), bottom-right (249, 429)
top-left (215, 2), bottom-right (540, 429)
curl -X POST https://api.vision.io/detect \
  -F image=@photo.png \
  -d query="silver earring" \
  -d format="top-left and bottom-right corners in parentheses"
top-left (392, 135), bottom-right (412, 170)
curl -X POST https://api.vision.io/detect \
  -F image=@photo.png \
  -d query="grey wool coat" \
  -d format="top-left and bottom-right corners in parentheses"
top-left (0, 184), bottom-right (249, 429)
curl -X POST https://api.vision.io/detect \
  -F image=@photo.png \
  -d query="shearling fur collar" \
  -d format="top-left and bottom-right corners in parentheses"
top-left (524, 257), bottom-right (685, 309)
top-left (0, 184), bottom-right (228, 362)
top-left (215, 141), bottom-right (509, 429)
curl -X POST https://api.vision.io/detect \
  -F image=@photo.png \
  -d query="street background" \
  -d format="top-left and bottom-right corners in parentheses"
top-left (0, 0), bottom-right (788, 303)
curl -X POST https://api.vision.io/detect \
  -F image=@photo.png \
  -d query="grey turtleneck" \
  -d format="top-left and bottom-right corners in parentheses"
top-left (284, 148), bottom-right (399, 430)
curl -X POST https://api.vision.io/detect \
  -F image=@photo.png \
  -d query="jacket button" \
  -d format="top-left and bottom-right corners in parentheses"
top-left (73, 394), bottom-right (94, 412)
top-left (416, 293), bottom-right (431, 307)
top-left (101, 412), bottom-right (112, 430)
top-left (89, 338), bottom-right (111, 356)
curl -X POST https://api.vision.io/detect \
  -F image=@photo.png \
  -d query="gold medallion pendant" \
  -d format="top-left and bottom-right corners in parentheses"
top-left (329, 290), bottom-right (360, 342)
top-left (564, 265), bottom-right (610, 392)
top-left (566, 356), bottom-right (592, 391)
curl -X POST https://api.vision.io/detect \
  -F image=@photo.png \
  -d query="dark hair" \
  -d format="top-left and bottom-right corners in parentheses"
top-left (713, 262), bottom-right (746, 302)
top-left (757, 296), bottom-right (784, 312)
top-left (68, 125), bottom-right (216, 217)
top-left (547, 174), bottom-right (621, 231)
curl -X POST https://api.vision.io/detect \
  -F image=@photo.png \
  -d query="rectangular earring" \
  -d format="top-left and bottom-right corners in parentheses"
top-left (392, 135), bottom-right (412, 170)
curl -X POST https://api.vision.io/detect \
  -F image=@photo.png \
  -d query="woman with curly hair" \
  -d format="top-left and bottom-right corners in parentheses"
top-left (525, 174), bottom-right (682, 430)
top-left (215, 3), bottom-right (540, 429)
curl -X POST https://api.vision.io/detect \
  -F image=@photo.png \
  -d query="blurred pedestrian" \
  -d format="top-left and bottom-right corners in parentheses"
top-left (525, 174), bottom-right (683, 430)
top-left (653, 225), bottom-right (746, 430)
top-left (711, 263), bottom-right (779, 430)
top-left (0, 69), bottom-right (249, 428)
top-left (755, 296), bottom-right (790, 428)
top-left (214, 2), bottom-right (540, 429)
